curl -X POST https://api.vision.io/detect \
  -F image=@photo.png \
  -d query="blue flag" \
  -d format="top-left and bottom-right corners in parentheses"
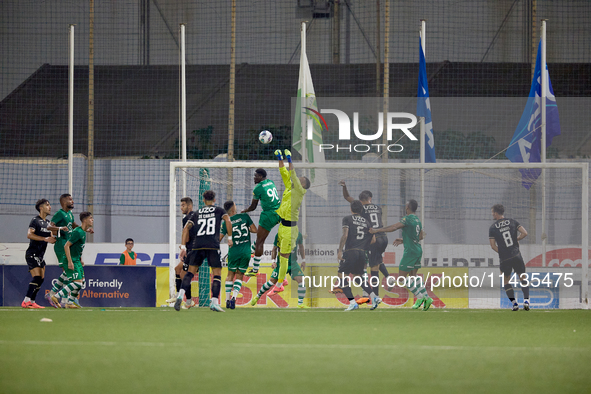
top-left (506, 40), bottom-right (561, 189)
top-left (417, 39), bottom-right (436, 163)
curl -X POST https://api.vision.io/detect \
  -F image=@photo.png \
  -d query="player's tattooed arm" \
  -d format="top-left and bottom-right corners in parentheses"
top-left (180, 221), bottom-right (192, 260)
top-left (517, 226), bottom-right (528, 241)
top-left (338, 181), bottom-right (354, 203)
top-left (337, 227), bottom-right (348, 261)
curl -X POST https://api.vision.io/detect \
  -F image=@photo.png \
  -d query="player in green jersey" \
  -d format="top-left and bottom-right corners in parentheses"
top-left (370, 199), bottom-right (432, 310)
top-left (250, 231), bottom-right (308, 308)
top-left (45, 193), bottom-right (88, 308)
top-left (51, 211), bottom-right (93, 309)
top-left (220, 201), bottom-right (257, 309)
top-left (242, 168), bottom-right (281, 276)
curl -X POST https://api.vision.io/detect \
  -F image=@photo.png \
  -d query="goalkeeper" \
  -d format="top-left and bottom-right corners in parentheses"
top-left (271, 149), bottom-right (310, 295)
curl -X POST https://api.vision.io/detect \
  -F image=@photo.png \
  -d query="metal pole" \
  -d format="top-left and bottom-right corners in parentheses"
top-left (419, 20), bottom-right (426, 247)
top-left (332, 0), bottom-right (340, 64)
top-left (87, 2), bottom-right (95, 242)
top-left (582, 163), bottom-right (589, 309)
top-left (529, 0), bottom-right (537, 245)
top-left (541, 19), bottom-right (547, 267)
top-left (301, 21), bottom-right (308, 238)
top-left (169, 164), bottom-right (177, 298)
top-left (227, 0), bottom-right (236, 200)
top-left (380, 0), bottom-right (389, 224)
top-left (180, 23), bottom-right (187, 197)
top-left (376, 0), bottom-right (380, 95)
top-left (68, 25), bottom-right (75, 195)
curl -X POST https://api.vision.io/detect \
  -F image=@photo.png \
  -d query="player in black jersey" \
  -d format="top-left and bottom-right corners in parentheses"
top-left (175, 190), bottom-right (233, 312)
top-left (166, 197), bottom-right (197, 308)
top-left (339, 181), bottom-right (390, 304)
top-left (489, 204), bottom-right (530, 311)
top-left (22, 199), bottom-right (56, 309)
top-left (337, 200), bottom-right (381, 311)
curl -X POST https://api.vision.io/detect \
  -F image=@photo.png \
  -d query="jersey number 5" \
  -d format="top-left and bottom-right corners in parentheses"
top-left (197, 218), bottom-right (216, 236)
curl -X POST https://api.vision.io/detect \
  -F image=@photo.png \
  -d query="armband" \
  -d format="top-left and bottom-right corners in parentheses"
top-left (180, 245), bottom-right (186, 251)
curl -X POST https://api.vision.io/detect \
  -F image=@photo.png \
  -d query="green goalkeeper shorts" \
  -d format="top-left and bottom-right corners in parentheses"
top-left (259, 210), bottom-right (281, 232)
top-left (271, 258), bottom-right (304, 280)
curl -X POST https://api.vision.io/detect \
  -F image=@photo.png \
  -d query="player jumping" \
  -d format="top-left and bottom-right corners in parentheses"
top-left (371, 199), bottom-right (432, 310)
top-left (220, 200), bottom-right (257, 309)
top-left (489, 204), bottom-right (530, 311)
top-left (22, 199), bottom-right (56, 309)
top-left (242, 168), bottom-right (281, 276)
top-left (175, 190), bottom-right (232, 312)
top-left (339, 182), bottom-right (390, 305)
top-left (338, 200), bottom-right (380, 311)
top-left (269, 149), bottom-right (310, 295)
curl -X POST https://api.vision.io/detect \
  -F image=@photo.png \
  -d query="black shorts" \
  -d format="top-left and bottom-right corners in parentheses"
top-left (368, 235), bottom-right (388, 267)
top-left (339, 249), bottom-right (368, 276)
top-left (26, 254), bottom-right (46, 271)
top-left (499, 254), bottom-right (526, 277)
top-left (187, 249), bottom-right (222, 269)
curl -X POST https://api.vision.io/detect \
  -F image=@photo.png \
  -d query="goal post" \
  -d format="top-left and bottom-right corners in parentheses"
top-left (169, 160), bottom-right (589, 309)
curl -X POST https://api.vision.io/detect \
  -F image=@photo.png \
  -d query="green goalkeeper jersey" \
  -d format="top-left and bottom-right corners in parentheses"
top-left (400, 214), bottom-right (422, 257)
top-left (221, 213), bottom-right (254, 257)
top-left (252, 179), bottom-right (281, 211)
top-left (52, 209), bottom-right (75, 256)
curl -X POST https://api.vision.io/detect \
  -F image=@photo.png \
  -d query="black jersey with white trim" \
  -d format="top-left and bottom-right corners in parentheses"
top-left (489, 218), bottom-right (522, 262)
top-left (362, 204), bottom-right (387, 238)
top-left (182, 211), bottom-right (198, 247)
top-left (26, 215), bottom-right (52, 257)
top-left (187, 206), bottom-right (227, 250)
top-left (342, 214), bottom-right (372, 251)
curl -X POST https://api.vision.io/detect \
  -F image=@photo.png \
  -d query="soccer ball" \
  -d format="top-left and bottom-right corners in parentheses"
top-left (259, 130), bottom-right (273, 144)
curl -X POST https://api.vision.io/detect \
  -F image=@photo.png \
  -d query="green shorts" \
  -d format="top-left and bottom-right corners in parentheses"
top-left (227, 250), bottom-right (251, 273)
top-left (399, 252), bottom-right (422, 272)
top-left (259, 210), bottom-right (281, 232)
top-left (55, 252), bottom-right (68, 269)
top-left (64, 261), bottom-right (84, 281)
top-left (271, 258), bottom-right (304, 280)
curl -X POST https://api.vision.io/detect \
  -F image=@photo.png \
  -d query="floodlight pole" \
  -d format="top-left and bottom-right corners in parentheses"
top-left (301, 21), bottom-right (308, 239)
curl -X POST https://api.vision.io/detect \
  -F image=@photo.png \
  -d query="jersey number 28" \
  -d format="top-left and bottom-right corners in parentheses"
top-left (197, 218), bottom-right (216, 236)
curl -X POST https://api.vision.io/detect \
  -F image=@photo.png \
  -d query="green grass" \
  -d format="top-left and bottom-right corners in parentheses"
top-left (1, 307), bottom-right (590, 393)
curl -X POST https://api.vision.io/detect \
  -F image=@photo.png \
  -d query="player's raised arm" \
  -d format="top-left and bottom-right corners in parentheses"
top-left (275, 149), bottom-right (291, 188)
top-left (338, 181), bottom-right (355, 203)
top-left (517, 225), bottom-right (528, 241)
top-left (285, 150), bottom-right (305, 193)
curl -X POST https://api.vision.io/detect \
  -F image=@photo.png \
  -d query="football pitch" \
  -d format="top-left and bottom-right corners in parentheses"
top-left (1, 308), bottom-right (590, 394)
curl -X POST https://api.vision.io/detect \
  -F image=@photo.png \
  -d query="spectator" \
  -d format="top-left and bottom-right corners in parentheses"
top-left (119, 238), bottom-right (137, 265)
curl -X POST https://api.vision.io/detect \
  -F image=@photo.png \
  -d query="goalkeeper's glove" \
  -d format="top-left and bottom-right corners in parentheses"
top-left (274, 150), bottom-right (283, 160)
top-left (284, 149), bottom-right (292, 163)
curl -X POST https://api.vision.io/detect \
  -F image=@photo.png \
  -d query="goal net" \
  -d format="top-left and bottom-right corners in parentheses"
top-left (169, 161), bottom-right (589, 309)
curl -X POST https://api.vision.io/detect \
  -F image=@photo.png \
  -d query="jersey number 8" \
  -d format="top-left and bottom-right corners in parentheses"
top-left (502, 230), bottom-right (513, 247)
